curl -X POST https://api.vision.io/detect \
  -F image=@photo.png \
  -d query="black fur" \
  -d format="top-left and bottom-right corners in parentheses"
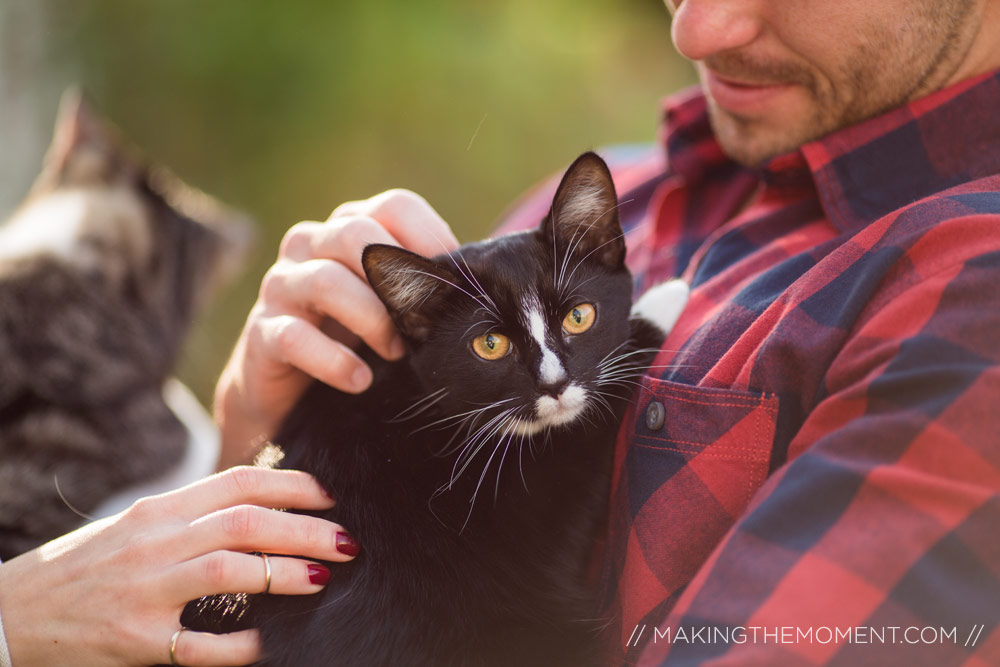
top-left (185, 153), bottom-right (664, 665)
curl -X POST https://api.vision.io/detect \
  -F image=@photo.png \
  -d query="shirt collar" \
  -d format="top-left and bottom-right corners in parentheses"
top-left (661, 68), bottom-right (1000, 233)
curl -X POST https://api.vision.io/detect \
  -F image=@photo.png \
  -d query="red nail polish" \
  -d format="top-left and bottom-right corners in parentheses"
top-left (335, 531), bottom-right (360, 557)
top-left (307, 563), bottom-right (330, 586)
top-left (321, 485), bottom-right (335, 501)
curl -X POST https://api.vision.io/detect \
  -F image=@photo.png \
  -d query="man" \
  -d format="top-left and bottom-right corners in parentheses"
top-left (216, 0), bottom-right (1000, 663)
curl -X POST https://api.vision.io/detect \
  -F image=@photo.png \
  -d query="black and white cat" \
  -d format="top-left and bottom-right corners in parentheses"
top-left (188, 152), bottom-right (688, 666)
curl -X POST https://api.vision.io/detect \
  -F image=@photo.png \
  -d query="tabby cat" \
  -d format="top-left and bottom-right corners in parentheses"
top-left (187, 152), bottom-right (688, 666)
top-left (0, 90), bottom-right (251, 559)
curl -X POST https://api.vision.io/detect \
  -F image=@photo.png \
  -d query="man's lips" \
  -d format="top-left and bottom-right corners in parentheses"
top-left (704, 69), bottom-right (795, 114)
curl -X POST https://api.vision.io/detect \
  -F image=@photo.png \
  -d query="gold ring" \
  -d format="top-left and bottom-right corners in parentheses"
top-left (169, 628), bottom-right (184, 666)
top-left (261, 553), bottom-right (272, 594)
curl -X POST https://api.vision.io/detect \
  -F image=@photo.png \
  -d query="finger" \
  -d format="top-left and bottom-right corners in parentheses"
top-left (280, 216), bottom-right (400, 272)
top-left (332, 189), bottom-right (460, 256)
top-left (170, 628), bottom-right (261, 667)
top-left (263, 259), bottom-right (403, 361)
top-left (168, 552), bottom-right (331, 602)
top-left (146, 467), bottom-right (334, 521)
top-left (258, 314), bottom-right (374, 392)
top-left (186, 504), bottom-right (359, 564)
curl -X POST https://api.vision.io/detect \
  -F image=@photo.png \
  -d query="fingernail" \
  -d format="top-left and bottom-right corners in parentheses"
top-left (352, 366), bottom-right (372, 391)
top-left (320, 485), bottom-right (335, 502)
top-left (388, 336), bottom-right (405, 359)
top-left (307, 563), bottom-right (331, 586)
top-left (335, 531), bottom-right (361, 557)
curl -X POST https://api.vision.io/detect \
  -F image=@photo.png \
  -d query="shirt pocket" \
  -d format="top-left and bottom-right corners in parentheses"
top-left (606, 376), bottom-right (780, 646)
top-left (628, 376), bottom-right (778, 514)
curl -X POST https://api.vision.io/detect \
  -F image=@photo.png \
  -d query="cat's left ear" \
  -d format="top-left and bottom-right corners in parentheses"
top-left (541, 151), bottom-right (625, 270)
top-left (34, 86), bottom-right (141, 191)
top-left (363, 244), bottom-right (457, 342)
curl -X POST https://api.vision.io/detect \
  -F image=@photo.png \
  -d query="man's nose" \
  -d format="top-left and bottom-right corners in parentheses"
top-left (669, 0), bottom-right (764, 61)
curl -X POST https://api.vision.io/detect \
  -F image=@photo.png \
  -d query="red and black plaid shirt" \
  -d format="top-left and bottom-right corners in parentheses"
top-left (501, 68), bottom-right (1000, 665)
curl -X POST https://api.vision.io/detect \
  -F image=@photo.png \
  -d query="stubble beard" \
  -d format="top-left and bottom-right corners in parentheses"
top-left (702, 1), bottom-right (975, 168)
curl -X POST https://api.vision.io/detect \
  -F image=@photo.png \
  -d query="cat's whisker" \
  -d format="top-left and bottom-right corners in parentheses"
top-left (449, 413), bottom-right (504, 469)
top-left (462, 319), bottom-right (499, 338)
top-left (412, 398), bottom-right (516, 434)
top-left (595, 378), bottom-right (647, 390)
top-left (388, 387), bottom-right (449, 423)
top-left (560, 229), bottom-right (627, 300)
top-left (453, 410), bottom-right (521, 530)
top-left (516, 426), bottom-right (530, 493)
top-left (591, 387), bottom-right (631, 403)
top-left (597, 363), bottom-right (695, 381)
top-left (449, 406), bottom-right (519, 487)
top-left (53, 475), bottom-right (97, 522)
top-left (596, 339), bottom-right (631, 367)
top-left (401, 268), bottom-right (500, 319)
top-left (463, 410), bottom-right (523, 530)
top-left (556, 199), bottom-right (633, 299)
top-left (439, 245), bottom-right (501, 319)
top-left (588, 392), bottom-right (618, 421)
top-left (425, 232), bottom-right (499, 317)
top-left (457, 254), bottom-right (501, 317)
top-left (560, 275), bottom-right (602, 305)
top-left (423, 228), bottom-right (496, 316)
top-left (597, 346), bottom-right (663, 368)
top-left (492, 415), bottom-right (523, 503)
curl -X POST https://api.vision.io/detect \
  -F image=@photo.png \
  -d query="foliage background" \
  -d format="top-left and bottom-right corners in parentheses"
top-left (0, 1), bottom-right (696, 404)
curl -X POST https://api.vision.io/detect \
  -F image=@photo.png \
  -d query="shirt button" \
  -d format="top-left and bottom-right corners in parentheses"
top-left (645, 401), bottom-right (665, 431)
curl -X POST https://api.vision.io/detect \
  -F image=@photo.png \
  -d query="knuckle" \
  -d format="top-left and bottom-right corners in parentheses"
top-left (222, 505), bottom-right (263, 541)
top-left (258, 265), bottom-right (285, 302)
top-left (307, 260), bottom-right (342, 296)
top-left (330, 199), bottom-right (359, 218)
top-left (174, 633), bottom-right (204, 666)
top-left (300, 517), bottom-right (331, 550)
top-left (383, 187), bottom-right (424, 208)
top-left (201, 552), bottom-right (231, 589)
top-left (273, 317), bottom-right (305, 356)
top-left (336, 216), bottom-right (378, 248)
top-left (226, 466), bottom-right (264, 498)
top-left (124, 495), bottom-right (157, 522)
top-left (279, 221), bottom-right (313, 258)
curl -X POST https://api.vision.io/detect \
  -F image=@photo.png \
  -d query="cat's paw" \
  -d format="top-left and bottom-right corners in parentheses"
top-left (630, 279), bottom-right (689, 335)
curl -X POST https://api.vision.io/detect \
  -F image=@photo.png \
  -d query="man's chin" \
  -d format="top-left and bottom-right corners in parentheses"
top-left (707, 108), bottom-right (814, 168)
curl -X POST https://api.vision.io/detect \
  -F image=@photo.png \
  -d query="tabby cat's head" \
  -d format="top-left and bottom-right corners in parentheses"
top-left (364, 152), bottom-right (636, 436)
top-left (1, 88), bottom-right (252, 340)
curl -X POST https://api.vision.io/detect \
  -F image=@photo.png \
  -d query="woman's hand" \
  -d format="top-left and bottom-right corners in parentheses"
top-left (214, 189), bottom-right (459, 468)
top-left (0, 466), bottom-right (355, 667)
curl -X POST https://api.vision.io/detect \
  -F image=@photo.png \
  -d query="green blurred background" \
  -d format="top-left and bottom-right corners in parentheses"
top-left (0, 1), bottom-right (696, 405)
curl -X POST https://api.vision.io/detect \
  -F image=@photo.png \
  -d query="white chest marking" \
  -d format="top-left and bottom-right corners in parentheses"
top-left (524, 297), bottom-right (566, 385)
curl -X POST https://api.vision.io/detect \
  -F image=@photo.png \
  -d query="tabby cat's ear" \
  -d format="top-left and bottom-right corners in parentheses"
top-left (35, 86), bottom-right (141, 191)
top-left (541, 151), bottom-right (625, 270)
top-left (363, 244), bottom-right (457, 342)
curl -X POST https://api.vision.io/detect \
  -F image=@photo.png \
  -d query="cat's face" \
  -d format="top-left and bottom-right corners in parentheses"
top-left (365, 152), bottom-right (635, 437)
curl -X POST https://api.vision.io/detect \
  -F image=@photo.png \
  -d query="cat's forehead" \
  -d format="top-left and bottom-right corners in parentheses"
top-left (435, 229), bottom-right (627, 332)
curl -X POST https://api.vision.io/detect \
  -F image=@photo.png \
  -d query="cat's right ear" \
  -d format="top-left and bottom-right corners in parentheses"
top-left (362, 244), bottom-right (457, 342)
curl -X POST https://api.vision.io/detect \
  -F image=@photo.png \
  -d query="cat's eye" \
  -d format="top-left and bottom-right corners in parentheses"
top-left (563, 303), bottom-right (596, 334)
top-left (472, 332), bottom-right (511, 360)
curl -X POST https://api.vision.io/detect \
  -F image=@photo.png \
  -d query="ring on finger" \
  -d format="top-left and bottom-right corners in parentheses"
top-left (170, 628), bottom-right (185, 666)
top-left (261, 553), bottom-right (272, 594)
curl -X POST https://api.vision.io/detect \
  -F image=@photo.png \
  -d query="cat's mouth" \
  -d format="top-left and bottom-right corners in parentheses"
top-left (508, 384), bottom-right (588, 436)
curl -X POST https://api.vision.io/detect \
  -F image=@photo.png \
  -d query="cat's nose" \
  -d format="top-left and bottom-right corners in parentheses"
top-left (538, 377), bottom-right (569, 398)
